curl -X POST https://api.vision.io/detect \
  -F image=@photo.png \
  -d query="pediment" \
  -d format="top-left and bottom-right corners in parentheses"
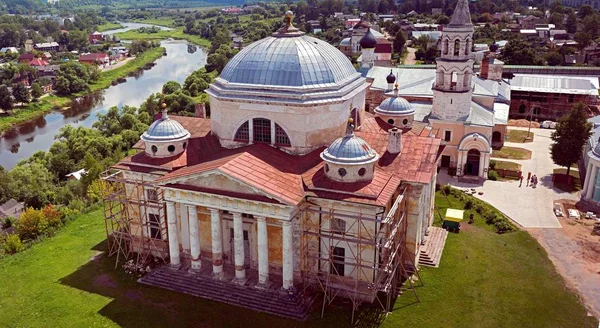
top-left (159, 170), bottom-right (286, 204)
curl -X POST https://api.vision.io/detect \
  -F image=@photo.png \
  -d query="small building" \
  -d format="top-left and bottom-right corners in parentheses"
top-left (18, 53), bottom-right (35, 63)
top-left (34, 42), bottom-right (59, 52)
top-left (89, 31), bottom-right (104, 44)
top-left (66, 168), bottom-right (87, 180)
top-left (79, 53), bottom-right (109, 68)
top-left (379, 14), bottom-right (395, 22)
top-left (0, 199), bottom-right (24, 219)
top-left (24, 40), bottom-right (34, 52)
top-left (0, 47), bottom-right (18, 54)
top-left (509, 75), bottom-right (600, 121)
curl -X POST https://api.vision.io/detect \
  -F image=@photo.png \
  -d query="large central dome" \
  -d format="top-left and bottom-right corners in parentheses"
top-left (220, 35), bottom-right (357, 87)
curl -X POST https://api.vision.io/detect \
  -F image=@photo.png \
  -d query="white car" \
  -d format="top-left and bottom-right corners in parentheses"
top-left (541, 121), bottom-right (556, 129)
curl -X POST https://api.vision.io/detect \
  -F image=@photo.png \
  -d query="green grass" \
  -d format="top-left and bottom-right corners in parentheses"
top-left (553, 168), bottom-right (581, 192)
top-left (86, 47), bottom-right (166, 94)
top-left (0, 96), bottom-right (71, 134)
top-left (133, 18), bottom-right (177, 27)
top-left (506, 129), bottom-right (534, 143)
top-left (115, 28), bottom-right (211, 47)
top-left (492, 146), bottom-right (532, 160)
top-left (96, 22), bottom-right (124, 32)
top-left (491, 159), bottom-right (521, 171)
top-left (0, 195), bottom-right (596, 327)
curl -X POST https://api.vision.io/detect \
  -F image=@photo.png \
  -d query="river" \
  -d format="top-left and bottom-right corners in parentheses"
top-left (102, 22), bottom-right (172, 35)
top-left (0, 40), bottom-right (206, 170)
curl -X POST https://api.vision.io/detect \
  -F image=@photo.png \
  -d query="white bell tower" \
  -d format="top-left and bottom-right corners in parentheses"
top-left (431, 0), bottom-right (474, 121)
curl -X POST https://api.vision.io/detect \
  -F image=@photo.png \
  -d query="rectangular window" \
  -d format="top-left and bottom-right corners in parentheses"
top-left (444, 130), bottom-right (452, 142)
top-left (331, 218), bottom-right (346, 234)
top-left (146, 189), bottom-right (158, 201)
top-left (330, 246), bottom-right (345, 276)
top-left (252, 118), bottom-right (271, 144)
top-left (148, 213), bottom-right (162, 240)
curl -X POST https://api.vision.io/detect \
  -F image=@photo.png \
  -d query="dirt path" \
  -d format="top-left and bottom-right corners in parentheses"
top-left (528, 219), bottom-right (600, 319)
top-left (102, 56), bottom-right (135, 72)
top-left (404, 47), bottom-right (417, 65)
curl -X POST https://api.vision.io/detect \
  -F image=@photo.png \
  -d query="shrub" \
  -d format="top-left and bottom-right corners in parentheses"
top-left (441, 184), bottom-right (451, 194)
top-left (2, 216), bottom-right (16, 229)
top-left (3, 234), bottom-right (25, 255)
top-left (474, 204), bottom-right (484, 213)
top-left (464, 199), bottom-right (473, 209)
top-left (494, 221), bottom-right (513, 234)
top-left (42, 204), bottom-right (62, 227)
top-left (489, 159), bottom-right (497, 170)
top-left (17, 208), bottom-right (49, 240)
top-left (485, 212), bottom-right (498, 224)
top-left (488, 170), bottom-right (499, 181)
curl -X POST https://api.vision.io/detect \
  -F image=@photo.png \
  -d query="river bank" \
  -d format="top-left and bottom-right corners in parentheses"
top-left (0, 46), bottom-right (166, 136)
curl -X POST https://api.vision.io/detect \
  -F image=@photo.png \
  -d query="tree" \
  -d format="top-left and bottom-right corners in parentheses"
top-left (31, 82), bottom-right (43, 99)
top-left (500, 38), bottom-right (542, 65)
top-left (393, 30), bottom-right (407, 54)
top-left (436, 15), bottom-right (450, 25)
top-left (578, 4), bottom-right (594, 19)
top-left (550, 103), bottom-right (592, 177)
top-left (565, 11), bottom-right (578, 34)
top-left (574, 32), bottom-right (592, 51)
top-left (545, 51), bottom-right (563, 66)
top-left (0, 85), bottom-right (13, 110)
top-left (162, 81), bottom-right (181, 94)
top-left (12, 83), bottom-right (30, 104)
top-left (582, 14), bottom-right (600, 38)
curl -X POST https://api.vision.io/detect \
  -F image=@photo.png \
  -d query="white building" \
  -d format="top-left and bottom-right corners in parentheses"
top-left (103, 11), bottom-right (442, 320)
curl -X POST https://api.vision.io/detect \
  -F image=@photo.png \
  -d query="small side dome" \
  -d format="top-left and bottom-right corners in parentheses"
top-left (360, 28), bottom-right (378, 49)
top-left (375, 97), bottom-right (415, 116)
top-left (320, 124), bottom-right (379, 183)
top-left (141, 105), bottom-right (191, 158)
top-left (386, 70), bottom-right (396, 84)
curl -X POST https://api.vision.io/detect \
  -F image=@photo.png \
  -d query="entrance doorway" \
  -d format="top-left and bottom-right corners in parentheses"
top-left (441, 155), bottom-right (451, 168)
top-left (230, 228), bottom-right (251, 267)
top-left (465, 149), bottom-right (480, 176)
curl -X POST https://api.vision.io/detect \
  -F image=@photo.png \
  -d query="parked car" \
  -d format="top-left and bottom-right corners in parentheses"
top-left (541, 120), bottom-right (557, 129)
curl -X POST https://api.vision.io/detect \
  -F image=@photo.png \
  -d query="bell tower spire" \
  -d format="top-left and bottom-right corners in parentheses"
top-left (431, 0), bottom-right (474, 121)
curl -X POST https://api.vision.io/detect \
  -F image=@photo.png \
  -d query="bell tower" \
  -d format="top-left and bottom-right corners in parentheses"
top-left (431, 0), bottom-right (474, 121)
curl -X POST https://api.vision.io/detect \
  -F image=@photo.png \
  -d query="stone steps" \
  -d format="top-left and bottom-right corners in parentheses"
top-left (139, 267), bottom-right (313, 321)
top-left (419, 227), bottom-right (448, 268)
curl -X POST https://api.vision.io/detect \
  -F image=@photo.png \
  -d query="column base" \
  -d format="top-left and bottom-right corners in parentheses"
top-left (188, 267), bottom-right (201, 274)
top-left (169, 263), bottom-right (182, 270)
top-left (212, 271), bottom-right (226, 281)
top-left (279, 285), bottom-right (296, 296)
top-left (232, 276), bottom-right (248, 286)
top-left (254, 280), bottom-right (272, 290)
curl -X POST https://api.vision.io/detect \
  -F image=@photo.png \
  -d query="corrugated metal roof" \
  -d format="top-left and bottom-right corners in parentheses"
top-left (510, 75), bottom-right (598, 95)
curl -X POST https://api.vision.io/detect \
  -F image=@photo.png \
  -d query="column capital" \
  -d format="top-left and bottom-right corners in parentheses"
top-left (256, 216), bottom-right (266, 222)
top-left (185, 204), bottom-right (197, 209)
top-left (208, 207), bottom-right (220, 214)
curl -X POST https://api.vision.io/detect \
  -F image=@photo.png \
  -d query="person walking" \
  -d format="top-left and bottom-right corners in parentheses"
top-left (532, 175), bottom-right (538, 188)
top-left (527, 172), bottom-right (531, 187)
top-left (519, 174), bottom-right (524, 187)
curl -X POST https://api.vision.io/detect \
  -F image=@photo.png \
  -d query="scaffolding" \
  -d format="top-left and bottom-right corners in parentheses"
top-left (300, 186), bottom-right (421, 323)
top-left (100, 169), bottom-right (169, 269)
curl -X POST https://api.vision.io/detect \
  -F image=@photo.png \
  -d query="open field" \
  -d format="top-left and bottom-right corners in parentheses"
top-left (0, 191), bottom-right (595, 327)
top-left (115, 28), bottom-right (211, 47)
top-left (492, 146), bottom-right (532, 160)
top-left (96, 22), bottom-right (124, 32)
top-left (0, 96), bottom-right (71, 135)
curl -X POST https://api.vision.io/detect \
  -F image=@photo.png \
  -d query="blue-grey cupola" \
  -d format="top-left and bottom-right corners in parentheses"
top-left (359, 28), bottom-right (378, 49)
top-left (375, 85), bottom-right (415, 128)
top-left (141, 104), bottom-right (191, 158)
top-left (320, 122), bottom-right (379, 182)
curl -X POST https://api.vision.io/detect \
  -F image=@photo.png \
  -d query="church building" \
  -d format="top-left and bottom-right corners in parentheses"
top-left (102, 11), bottom-right (444, 321)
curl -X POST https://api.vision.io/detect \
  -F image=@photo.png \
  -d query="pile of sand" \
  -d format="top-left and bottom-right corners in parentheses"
top-left (508, 119), bottom-right (541, 128)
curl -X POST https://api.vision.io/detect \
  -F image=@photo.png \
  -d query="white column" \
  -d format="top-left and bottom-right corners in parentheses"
top-left (256, 216), bottom-right (270, 289)
top-left (282, 220), bottom-right (294, 292)
top-left (209, 208), bottom-right (224, 278)
top-left (270, 121), bottom-right (276, 146)
top-left (586, 165), bottom-right (598, 199)
top-left (180, 203), bottom-right (190, 251)
top-left (187, 205), bottom-right (201, 272)
top-left (583, 161), bottom-right (594, 198)
top-left (166, 201), bottom-right (180, 268)
top-left (232, 212), bottom-right (246, 284)
top-left (249, 120), bottom-right (254, 144)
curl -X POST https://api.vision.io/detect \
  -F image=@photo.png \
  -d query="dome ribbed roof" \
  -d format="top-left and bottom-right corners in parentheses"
top-left (375, 96), bottom-right (415, 116)
top-left (219, 35), bottom-right (357, 87)
top-left (321, 133), bottom-right (379, 165)
top-left (360, 28), bottom-right (378, 49)
top-left (141, 113), bottom-right (190, 142)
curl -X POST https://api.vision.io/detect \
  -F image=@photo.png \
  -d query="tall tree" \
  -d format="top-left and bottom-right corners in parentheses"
top-left (574, 32), bottom-right (592, 51)
top-left (13, 83), bottom-right (30, 104)
top-left (393, 30), bottom-right (407, 54)
top-left (0, 85), bottom-right (13, 110)
top-left (550, 103), bottom-right (592, 177)
top-left (31, 82), bottom-right (43, 100)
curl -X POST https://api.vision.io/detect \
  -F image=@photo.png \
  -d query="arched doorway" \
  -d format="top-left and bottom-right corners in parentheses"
top-left (492, 131), bottom-right (502, 142)
top-left (465, 149), bottom-right (480, 176)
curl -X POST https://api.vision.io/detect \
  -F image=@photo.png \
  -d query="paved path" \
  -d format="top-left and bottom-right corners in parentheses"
top-left (102, 56), bottom-right (135, 72)
top-left (438, 127), bottom-right (579, 228)
top-left (404, 47), bottom-right (417, 65)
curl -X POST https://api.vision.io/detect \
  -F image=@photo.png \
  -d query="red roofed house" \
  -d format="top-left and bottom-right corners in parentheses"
top-left (29, 58), bottom-right (49, 67)
top-left (79, 53), bottom-right (109, 68)
top-left (89, 31), bottom-right (104, 44)
top-left (102, 13), bottom-right (443, 322)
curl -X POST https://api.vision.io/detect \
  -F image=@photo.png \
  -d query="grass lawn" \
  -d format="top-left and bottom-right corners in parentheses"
top-left (506, 129), bottom-right (534, 143)
top-left (0, 195), bottom-right (596, 327)
top-left (115, 28), bottom-right (211, 47)
top-left (96, 22), bottom-right (124, 32)
top-left (133, 18), bottom-right (177, 27)
top-left (0, 95), bottom-right (71, 134)
top-left (491, 159), bottom-right (521, 171)
top-left (553, 168), bottom-right (581, 192)
top-left (492, 146), bottom-right (532, 160)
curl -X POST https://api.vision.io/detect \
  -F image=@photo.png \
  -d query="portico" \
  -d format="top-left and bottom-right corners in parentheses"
top-left (162, 188), bottom-right (297, 292)
top-left (456, 133), bottom-right (491, 179)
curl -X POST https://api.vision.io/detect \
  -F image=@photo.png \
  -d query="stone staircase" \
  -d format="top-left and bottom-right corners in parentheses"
top-left (139, 266), bottom-right (314, 321)
top-left (419, 227), bottom-right (449, 268)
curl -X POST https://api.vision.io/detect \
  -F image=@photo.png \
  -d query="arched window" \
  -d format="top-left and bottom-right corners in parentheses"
top-left (519, 104), bottom-right (526, 114)
top-left (454, 39), bottom-right (461, 56)
top-left (465, 39), bottom-right (471, 55)
top-left (443, 38), bottom-right (449, 55)
top-left (275, 123), bottom-right (291, 146)
top-left (234, 121), bottom-right (249, 142)
top-left (437, 70), bottom-right (444, 87)
top-left (463, 72), bottom-right (470, 88)
top-left (451, 71), bottom-right (458, 89)
top-left (253, 118), bottom-right (271, 143)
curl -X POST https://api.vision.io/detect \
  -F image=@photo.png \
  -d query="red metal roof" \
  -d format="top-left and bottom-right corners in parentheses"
top-left (118, 115), bottom-right (442, 206)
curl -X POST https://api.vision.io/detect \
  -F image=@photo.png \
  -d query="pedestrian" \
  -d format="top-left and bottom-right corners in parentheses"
top-left (532, 175), bottom-right (538, 188)
top-left (527, 172), bottom-right (531, 187)
top-left (519, 174), bottom-right (524, 187)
